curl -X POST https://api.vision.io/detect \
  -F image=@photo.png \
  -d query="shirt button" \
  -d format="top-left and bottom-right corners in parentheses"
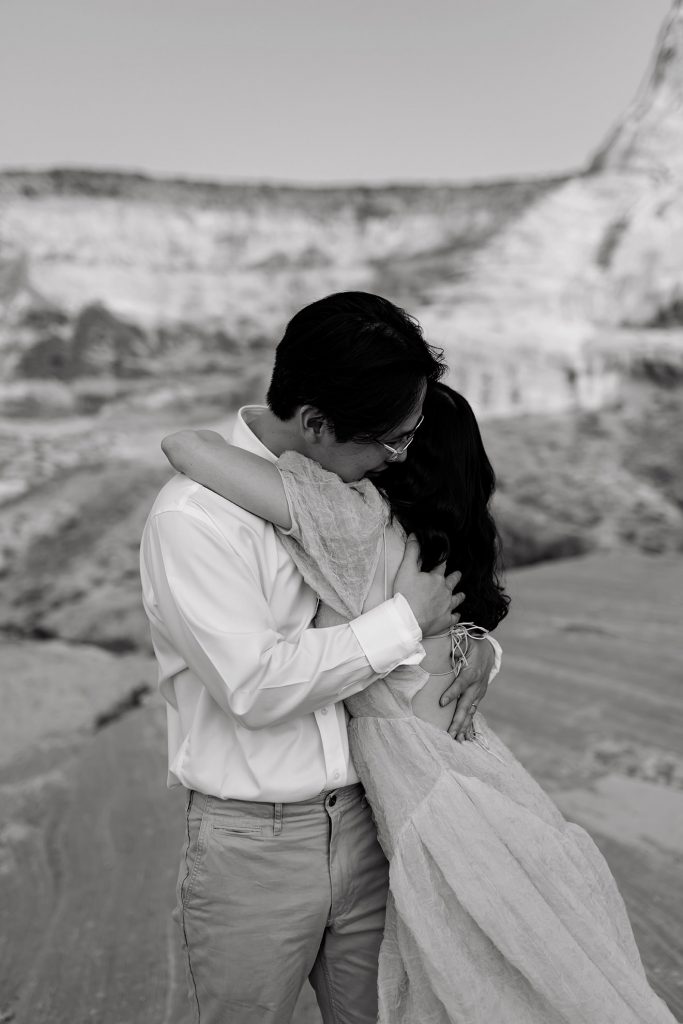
top-left (333, 771), bottom-right (340, 780)
top-left (320, 708), bottom-right (328, 716)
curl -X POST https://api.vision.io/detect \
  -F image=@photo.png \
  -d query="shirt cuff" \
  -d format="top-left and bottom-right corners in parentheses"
top-left (349, 594), bottom-right (425, 677)
top-left (483, 635), bottom-right (503, 684)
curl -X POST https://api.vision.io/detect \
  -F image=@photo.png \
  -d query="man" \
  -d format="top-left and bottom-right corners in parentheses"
top-left (140, 292), bottom-right (495, 1023)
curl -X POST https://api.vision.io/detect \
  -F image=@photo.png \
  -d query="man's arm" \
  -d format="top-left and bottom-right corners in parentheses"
top-left (142, 506), bottom-right (425, 730)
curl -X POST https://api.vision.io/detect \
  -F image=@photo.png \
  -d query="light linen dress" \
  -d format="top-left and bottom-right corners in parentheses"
top-left (276, 451), bottom-right (679, 1024)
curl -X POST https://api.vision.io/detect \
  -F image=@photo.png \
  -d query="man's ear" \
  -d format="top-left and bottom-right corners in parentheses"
top-left (299, 405), bottom-right (333, 444)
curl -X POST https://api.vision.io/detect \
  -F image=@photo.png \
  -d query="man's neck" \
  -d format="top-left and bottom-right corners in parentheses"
top-left (249, 408), bottom-right (306, 458)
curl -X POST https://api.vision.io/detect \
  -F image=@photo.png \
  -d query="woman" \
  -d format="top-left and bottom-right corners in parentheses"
top-left (162, 383), bottom-right (677, 1024)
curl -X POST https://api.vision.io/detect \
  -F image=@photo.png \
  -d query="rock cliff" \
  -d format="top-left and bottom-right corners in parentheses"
top-left (0, 174), bottom-right (562, 419)
top-left (591, 0), bottom-right (683, 176)
top-left (2, 6), bottom-right (683, 423)
top-left (417, 0), bottom-right (683, 418)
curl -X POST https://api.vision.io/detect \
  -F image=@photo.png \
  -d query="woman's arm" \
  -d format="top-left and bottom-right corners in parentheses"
top-left (161, 430), bottom-right (292, 529)
top-left (164, 430), bottom-right (390, 621)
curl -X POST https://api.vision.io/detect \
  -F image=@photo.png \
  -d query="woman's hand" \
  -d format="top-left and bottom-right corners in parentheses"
top-left (439, 638), bottom-right (495, 741)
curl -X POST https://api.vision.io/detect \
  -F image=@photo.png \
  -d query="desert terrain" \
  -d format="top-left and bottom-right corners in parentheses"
top-left (0, 553), bottom-right (681, 1024)
top-left (1, 3), bottom-right (682, 1021)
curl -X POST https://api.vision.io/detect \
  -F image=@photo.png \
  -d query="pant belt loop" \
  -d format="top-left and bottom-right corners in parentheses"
top-left (273, 802), bottom-right (283, 835)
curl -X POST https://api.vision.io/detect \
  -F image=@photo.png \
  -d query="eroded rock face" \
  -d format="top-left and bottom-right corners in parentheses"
top-left (591, 0), bottom-right (683, 176)
top-left (1, 0), bottom-right (682, 423)
top-left (415, 173), bottom-right (683, 418)
top-left (416, 0), bottom-right (683, 419)
top-left (0, 177), bottom-right (563, 417)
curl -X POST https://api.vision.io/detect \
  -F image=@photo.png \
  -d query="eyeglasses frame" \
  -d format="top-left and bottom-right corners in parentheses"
top-left (379, 414), bottom-right (424, 461)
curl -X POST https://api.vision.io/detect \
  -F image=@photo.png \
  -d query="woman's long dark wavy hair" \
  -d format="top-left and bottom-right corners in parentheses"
top-left (378, 382), bottom-right (510, 631)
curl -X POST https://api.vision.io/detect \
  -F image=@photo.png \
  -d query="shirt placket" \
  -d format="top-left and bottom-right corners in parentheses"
top-left (314, 704), bottom-right (350, 788)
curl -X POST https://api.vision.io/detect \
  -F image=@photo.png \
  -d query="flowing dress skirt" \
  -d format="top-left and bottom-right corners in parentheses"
top-left (273, 453), bottom-right (678, 1022)
top-left (347, 707), bottom-right (679, 1024)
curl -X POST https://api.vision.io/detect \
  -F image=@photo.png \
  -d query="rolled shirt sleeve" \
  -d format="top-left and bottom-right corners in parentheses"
top-left (143, 507), bottom-right (424, 729)
top-left (350, 593), bottom-right (424, 676)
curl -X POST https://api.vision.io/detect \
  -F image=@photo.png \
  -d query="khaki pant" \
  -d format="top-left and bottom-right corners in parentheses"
top-left (175, 784), bottom-right (389, 1024)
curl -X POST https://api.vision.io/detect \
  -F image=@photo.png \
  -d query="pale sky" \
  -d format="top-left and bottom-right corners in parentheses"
top-left (0, 0), bottom-right (672, 184)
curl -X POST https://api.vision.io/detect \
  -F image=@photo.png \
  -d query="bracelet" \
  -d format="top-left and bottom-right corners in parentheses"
top-left (430, 622), bottom-right (490, 676)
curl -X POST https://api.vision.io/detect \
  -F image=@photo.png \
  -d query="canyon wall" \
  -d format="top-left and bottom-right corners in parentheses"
top-left (0, 176), bottom-right (561, 417)
top-left (2, 1), bottom-right (683, 420)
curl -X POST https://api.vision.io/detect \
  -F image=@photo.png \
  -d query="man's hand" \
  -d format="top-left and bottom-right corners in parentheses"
top-left (393, 535), bottom-right (464, 637)
top-left (440, 639), bottom-right (496, 741)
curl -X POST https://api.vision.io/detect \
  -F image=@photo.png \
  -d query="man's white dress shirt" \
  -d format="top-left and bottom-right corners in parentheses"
top-left (140, 406), bottom-right (426, 802)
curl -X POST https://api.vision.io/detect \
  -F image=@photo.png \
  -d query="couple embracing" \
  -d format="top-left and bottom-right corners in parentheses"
top-left (140, 292), bottom-right (676, 1023)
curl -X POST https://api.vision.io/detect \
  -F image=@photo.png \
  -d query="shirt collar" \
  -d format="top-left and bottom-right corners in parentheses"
top-left (231, 405), bottom-right (278, 464)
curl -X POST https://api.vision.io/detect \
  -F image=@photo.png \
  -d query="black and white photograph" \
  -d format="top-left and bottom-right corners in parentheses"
top-left (0, 1), bottom-right (681, 1022)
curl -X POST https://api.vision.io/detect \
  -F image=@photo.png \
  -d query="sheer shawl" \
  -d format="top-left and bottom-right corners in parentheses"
top-left (276, 450), bottom-right (389, 620)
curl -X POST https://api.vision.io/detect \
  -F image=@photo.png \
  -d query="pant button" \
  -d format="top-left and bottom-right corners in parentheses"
top-left (328, 795), bottom-right (337, 807)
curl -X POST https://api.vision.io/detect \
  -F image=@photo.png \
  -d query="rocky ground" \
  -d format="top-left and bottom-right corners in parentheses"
top-left (0, 551), bottom-right (681, 1024)
top-left (0, 381), bottom-right (679, 1024)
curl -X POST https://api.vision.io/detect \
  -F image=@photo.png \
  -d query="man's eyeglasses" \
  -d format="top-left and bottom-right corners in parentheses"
top-left (379, 415), bottom-right (424, 462)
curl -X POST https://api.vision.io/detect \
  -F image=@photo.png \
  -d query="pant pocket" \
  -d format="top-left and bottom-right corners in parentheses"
top-left (211, 821), bottom-right (264, 839)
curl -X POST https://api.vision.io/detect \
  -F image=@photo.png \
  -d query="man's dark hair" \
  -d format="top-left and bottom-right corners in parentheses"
top-left (266, 292), bottom-right (445, 442)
